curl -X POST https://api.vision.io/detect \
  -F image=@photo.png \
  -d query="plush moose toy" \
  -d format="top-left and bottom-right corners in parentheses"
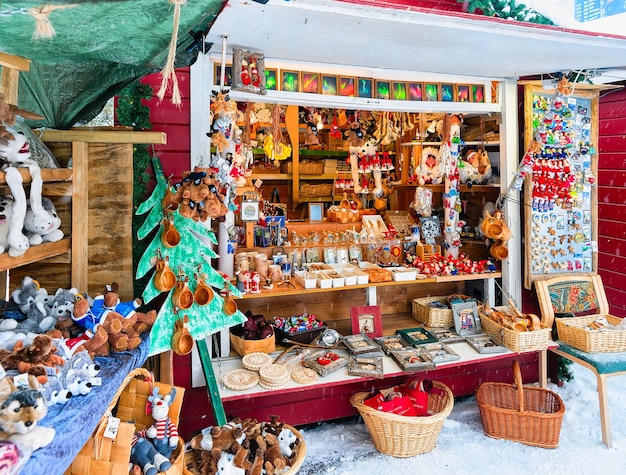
top-left (141, 386), bottom-right (179, 460)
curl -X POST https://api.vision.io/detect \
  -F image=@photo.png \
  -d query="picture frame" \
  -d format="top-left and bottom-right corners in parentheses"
top-left (232, 47), bottom-right (266, 94)
top-left (440, 83), bottom-right (454, 102)
top-left (451, 300), bottom-right (482, 336)
top-left (408, 82), bottom-right (423, 101)
top-left (339, 76), bottom-right (356, 97)
top-left (351, 305), bottom-right (383, 338)
top-left (357, 78), bottom-right (373, 98)
top-left (457, 85), bottom-right (470, 103)
top-left (392, 82), bottom-right (408, 101)
top-left (265, 68), bottom-right (278, 91)
top-left (240, 200), bottom-right (260, 222)
top-left (214, 64), bottom-right (233, 87)
top-left (321, 74), bottom-right (338, 95)
top-left (281, 70), bottom-right (300, 92)
top-left (308, 203), bottom-right (324, 223)
top-left (424, 83), bottom-right (439, 101)
top-left (375, 80), bottom-right (391, 100)
top-left (302, 71), bottom-right (320, 93)
top-left (471, 84), bottom-right (485, 103)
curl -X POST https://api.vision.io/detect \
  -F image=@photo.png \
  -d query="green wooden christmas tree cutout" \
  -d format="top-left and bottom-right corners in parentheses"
top-left (136, 157), bottom-right (245, 356)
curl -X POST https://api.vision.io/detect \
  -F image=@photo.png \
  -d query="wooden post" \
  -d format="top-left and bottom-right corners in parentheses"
top-left (196, 338), bottom-right (227, 426)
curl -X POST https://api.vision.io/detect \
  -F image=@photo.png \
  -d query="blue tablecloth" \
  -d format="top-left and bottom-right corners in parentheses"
top-left (22, 335), bottom-right (150, 475)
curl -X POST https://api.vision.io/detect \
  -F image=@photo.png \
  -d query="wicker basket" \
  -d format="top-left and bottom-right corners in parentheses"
top-left (350, 382), bottom-right (454, 457)
top-left (480, 307), bottom-right (552, 352)
top-left (412, 296), bottom-right (454, 328)
top-left (300, 182), bottom-right (333, 197)
top-left (555, 314), bottom-right (626, 353)
top-left (66, 367), bottom-right (185, 475)
top-left (183, 423), bottom-right (306, 475)
top-left (476, 360), bottom-right (565, 448)
top-left (282, 160), bottom-right (324, 175)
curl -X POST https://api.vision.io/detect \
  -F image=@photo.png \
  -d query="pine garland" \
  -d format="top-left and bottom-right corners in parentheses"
top-left (116, 81), bottom-right (155, 297)
top-left (461, 0), bottom-right (554, 25)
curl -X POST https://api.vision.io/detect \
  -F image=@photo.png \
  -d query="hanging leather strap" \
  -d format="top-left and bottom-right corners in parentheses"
top-left (271, 187), bottom-right (280, 203)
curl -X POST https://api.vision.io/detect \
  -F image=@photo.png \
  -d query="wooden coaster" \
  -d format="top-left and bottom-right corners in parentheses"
top-left (223, 369), bottom-right (259, 391)
top-left (291, 367), bottom-right (318, 385)
top-left (242, 352), bottom-right (273, 372)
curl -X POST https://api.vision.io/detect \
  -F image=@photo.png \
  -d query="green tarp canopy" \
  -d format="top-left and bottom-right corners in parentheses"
top-left (0, 1), bottom-right (226, 128)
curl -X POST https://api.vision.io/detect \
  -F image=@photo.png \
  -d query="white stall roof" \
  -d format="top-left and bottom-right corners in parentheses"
top-left (206, 0), bottom-right (626, 80)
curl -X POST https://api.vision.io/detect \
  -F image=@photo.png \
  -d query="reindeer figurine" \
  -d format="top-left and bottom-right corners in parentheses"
top-left (142, 386), bottom-right (179, 460)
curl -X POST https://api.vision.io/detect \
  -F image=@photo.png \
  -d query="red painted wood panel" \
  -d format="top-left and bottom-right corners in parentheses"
top-left (337, 0), bottom-right (465, 12)
top-left (597, 152), bottom-right (626, 169)
top-left (599, 135), bottom-right (626, 153)
top-left (598, 186), bottom-right (626, 203)
top-left (595, 203), bottom-right (626, 221)
top-left (599, 117), bottom-right (626, 134)
top-left (598, 250), bottom-right (626, 271)
top-left (598, 169), bottom-right (626, 187)
top-left (597, 220), bottom-right (626, 240)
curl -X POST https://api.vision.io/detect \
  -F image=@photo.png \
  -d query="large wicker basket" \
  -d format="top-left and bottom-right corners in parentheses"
top-left (555, 314), bottom-right (626, 353)
top-left (282, 160), bottom-right (324, 175)
top-left (476, 360), bottom-right (565, 449)
top-left (480, 307), bottom-right (552, 352)
top-left (66, 367), bottom-right (185, 475)
top-left (412, 296), bottom-right (454, 328)
top-left (350, 381), bottom-right (454, 457)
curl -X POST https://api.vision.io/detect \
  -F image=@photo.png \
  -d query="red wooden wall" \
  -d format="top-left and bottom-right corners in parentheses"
top-left (141, 68), bottom-right (192, 182)
top-left (598, 84), bottom-right (626, 317)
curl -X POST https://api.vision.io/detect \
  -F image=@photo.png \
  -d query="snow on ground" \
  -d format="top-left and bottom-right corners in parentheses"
top-left (297, 364), bottom-right (626, 474)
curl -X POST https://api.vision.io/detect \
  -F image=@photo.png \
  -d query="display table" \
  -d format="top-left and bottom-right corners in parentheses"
top-left (22, 335), bottom-right (150, 474)
top-left (207, 339), bottom-right (550, 427)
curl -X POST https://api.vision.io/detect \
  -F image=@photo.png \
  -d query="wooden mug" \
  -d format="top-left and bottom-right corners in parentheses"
top-left (154, 254), bottom-right (176, 292)
top-left (194, 273), bottom-right (214, 306)
top-left (172, 314), bottom-right (193, 356)
top-left (160, 216), bottom-right (181, 248)
top-left (223, 294), bottom-right (238, 315)
top-left (173, 275), bottom-right (194, 310)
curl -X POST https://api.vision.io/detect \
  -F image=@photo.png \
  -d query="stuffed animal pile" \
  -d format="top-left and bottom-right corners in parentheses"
top-left (185, 416), bottom-right (302, 475)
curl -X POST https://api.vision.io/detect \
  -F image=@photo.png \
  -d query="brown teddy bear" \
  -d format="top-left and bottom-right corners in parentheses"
top-left (101, 282), bottom-right (156, 340)
top-left (71, 296), bottom-right (128, 354)
top-left (0, 334), bottom-right (65, 384)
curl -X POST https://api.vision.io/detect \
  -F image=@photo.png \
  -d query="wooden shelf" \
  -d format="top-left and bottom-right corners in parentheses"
top-left (0, 168), bottom-right (73, 185)
top-left (401, 140), bottom-right (500, 147)
top-left (0, 238), bottom-right (71, 271)
top-left (237, 271), bottom-right (500, 300)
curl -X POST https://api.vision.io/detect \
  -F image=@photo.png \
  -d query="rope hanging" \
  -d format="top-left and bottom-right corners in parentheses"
top-left (28, 4), bottom-right (77, 39)
top-left (157, 0), bottom-right (186, 106)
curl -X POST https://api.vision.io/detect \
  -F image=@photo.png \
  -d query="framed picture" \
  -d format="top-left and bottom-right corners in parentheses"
top-left (392, 82), bottom-right (408, 101)
top-left (322, 75), bottom-right (338, 95)
top-left (471, 84), bottom-right (485, 103)
top-left (265, 69), bottom-right (278, 91)
top-left (302, 72), bottom-right (320, 93)
top-left (351, 305), bottom-right (382, 338)
top-left (457, 85), bottom-right (470, 102)
top-left (408, 82), bottom-right (423, 101)
top-left (281, 70), bottom-right (300, 92)
top-left (214, 64), bottom-right (232, 87)
top-left (424, 83), bottom-right (439, 101)
top-left (339, 76), bottom-right (356, 97)
top-left (308, 203), bottom-right (324, 223)
top-left (375, 80), bottom-right (390, 100)
top-left (440, 83), bottom-right (454, 102)
top-left (240, 200), bottom-right (260, 222)
top-left (232, 47), bottom-right (266, 94)
top-left (357, 78), bottom-right (373, 98)
top-left (451, 301), bottom-right (482, 336)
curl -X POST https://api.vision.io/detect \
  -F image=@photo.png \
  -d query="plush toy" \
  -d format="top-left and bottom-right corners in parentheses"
top-left (0, 334), bottom-right (65, 384)
top-left (419, 146), bottom-right (443, 185)
top-left (190, 421), bottom-right (245, 453)
top-left (101, 282), bottom-right (157, 335)
top-left (0, 127), bottom-right (55, 256)
top-left (65, 350), bottom-right (100, 377)
top-left (276, 427), bottom-right (297, 458)
top-left (0, 276), bottom-right (41, 331)
top-left (69, 296), bottom-right (127, 354)
top-left (41, 374), bottom-right (72, 407)
top-left (216, 450), bottom-right (244, 475)
top-left (0, 374), bottom-right (55, 460)
top-left (49, 287), bottom-right (81, 339)
top-left (59, 367), bottom-right (95, 396)
top-left (24, 197), bottom-right (64, 245)
top-left (458, 148), bottom-right (492, 186)
top-left (344, 120), bottom-right (365, 148)
top-left (10, 299), bottom-right (55, 335)
top-left (140, 386), bottom-right (179, 459)
top-left (130, 435), bottom-right (172, 475)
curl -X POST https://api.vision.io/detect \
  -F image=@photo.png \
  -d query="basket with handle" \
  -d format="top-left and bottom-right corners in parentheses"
top-left (350, 381), bottom-right (454, 457)
top-left (476, 359), bottom-right (565, 448)
top-left (65, 367), bottom-right (186, 475)
top-left (412, 296), bottom-right (454, 328)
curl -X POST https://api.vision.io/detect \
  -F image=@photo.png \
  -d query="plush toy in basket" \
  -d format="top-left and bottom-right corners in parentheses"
top-left (185, 415), bottom-right (306, 475)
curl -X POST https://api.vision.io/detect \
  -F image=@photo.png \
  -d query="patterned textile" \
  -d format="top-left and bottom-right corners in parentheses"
top-left (549, 280), bottom-right (599, 315)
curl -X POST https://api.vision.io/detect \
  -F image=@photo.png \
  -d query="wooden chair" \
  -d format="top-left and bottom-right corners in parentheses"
top-left (535, 274), bottom-right (626, 448)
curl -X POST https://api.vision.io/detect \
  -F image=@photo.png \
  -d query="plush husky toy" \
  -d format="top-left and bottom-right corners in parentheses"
top-left (0, 374), bottom-right (55, 457)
